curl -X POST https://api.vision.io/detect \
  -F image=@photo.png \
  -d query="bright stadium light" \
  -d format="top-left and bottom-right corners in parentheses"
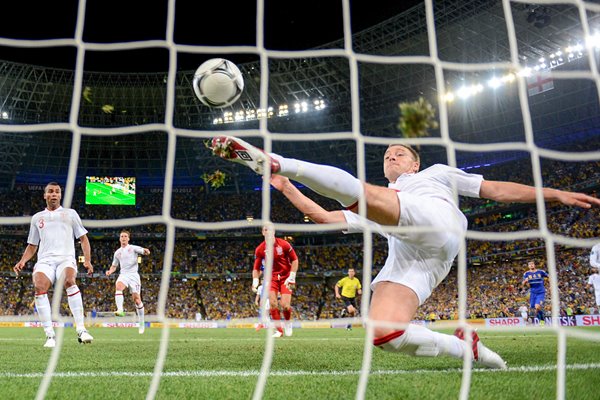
top-left (443, 38), bottom-right (596, 103)
top-left (487, 77), bottom-right (502, 89)
top-left (278, 104), bottom-right (289, 117)
top-left (442, 92), bottom-right (456, 103)
top-left (211, 98), bottom-right (327, 124)
top-left (588, 32), bottom-right (600, 49)
top-left (517, 67), bottom-right (532, 77)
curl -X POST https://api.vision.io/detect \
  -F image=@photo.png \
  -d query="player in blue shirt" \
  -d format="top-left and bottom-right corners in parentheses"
top-left (522, 260), bottom-right (549, 324)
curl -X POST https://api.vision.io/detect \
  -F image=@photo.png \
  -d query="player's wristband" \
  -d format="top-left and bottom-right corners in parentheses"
top-left (252, 278), bottom-right (259, 288)
top-left (288, 272), bottom-right (296, 281)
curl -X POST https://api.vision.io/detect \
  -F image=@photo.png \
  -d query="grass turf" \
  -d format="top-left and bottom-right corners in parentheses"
top-left (0, 327), bottom-right (598, 399)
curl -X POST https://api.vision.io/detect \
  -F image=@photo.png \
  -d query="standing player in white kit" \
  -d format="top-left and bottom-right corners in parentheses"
top-left (14, 182), bottom-right (94, 347)
top-left (106, 230), bottom-right (150, 334)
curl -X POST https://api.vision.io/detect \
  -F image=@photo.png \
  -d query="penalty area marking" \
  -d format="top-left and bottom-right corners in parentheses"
top-left (2, 363), bottom-right (600, 379)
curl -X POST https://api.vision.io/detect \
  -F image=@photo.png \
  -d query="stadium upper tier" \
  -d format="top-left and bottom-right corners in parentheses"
top-left (0, 0), bottom-right (598, 189)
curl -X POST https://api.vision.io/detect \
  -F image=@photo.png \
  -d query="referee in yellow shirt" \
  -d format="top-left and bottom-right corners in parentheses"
top-left (335, 268), bottom-right (362, 330)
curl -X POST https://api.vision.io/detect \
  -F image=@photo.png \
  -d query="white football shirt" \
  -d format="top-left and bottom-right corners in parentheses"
top-left (27, 206), bottom-right (88, 260)
top-left (344, 164), bottom-right (483, 234)
top-left (112, 244), bottom-right (145, 274)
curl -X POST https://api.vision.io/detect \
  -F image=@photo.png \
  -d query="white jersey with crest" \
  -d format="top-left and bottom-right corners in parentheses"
top-left (27, 206), bottom-right (88, 260)
top-left (342, 164), bottom-right (483, 305)
top-left (112, 244), bottom-right (144, 274)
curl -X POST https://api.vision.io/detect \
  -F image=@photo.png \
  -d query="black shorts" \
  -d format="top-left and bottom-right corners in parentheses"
top-left (341, 295), bottom-right (357, 308)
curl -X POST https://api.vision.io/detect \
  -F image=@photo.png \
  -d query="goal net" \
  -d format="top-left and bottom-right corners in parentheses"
top-left (0, 0), bottom-right (599, 399)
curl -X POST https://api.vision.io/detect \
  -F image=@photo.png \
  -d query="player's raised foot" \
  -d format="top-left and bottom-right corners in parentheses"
top-left (272, 328), bottom-right (283, 338)
top-left (77, 329), bottom-right (93, 344)
top-left (209, 136), bottom-right (280, 174)
top-left (43, 336), bottom-right (56, 348)
top-left (284, 322), bottom-right (293, 337)
top-left (114, 310), bottom-right (125, 317)
top-left (139, 324), bottom-right (145, 334)
top-left (255, 323), bottom-right (264, 332)
top-left (454, 328), bottom-right (507, 370)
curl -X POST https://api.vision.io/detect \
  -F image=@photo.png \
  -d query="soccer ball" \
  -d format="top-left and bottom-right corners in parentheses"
top-left (192, 58), bottom-right (244, 108)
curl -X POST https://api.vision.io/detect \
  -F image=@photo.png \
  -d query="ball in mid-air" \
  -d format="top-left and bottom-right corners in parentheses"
top-left (192, 58), bottom-right (244, 108)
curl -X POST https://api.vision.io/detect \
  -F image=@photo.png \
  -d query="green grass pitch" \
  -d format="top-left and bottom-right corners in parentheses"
top-left (0, 327), bottom-right (598, 399)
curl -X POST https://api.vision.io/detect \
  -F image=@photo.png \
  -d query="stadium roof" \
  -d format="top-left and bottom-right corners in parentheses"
top-left (0, 0), bottom-right (598, 190)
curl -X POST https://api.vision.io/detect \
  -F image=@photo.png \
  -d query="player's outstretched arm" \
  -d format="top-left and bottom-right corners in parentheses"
top-left (270, 175), bottom-right (346, 224)
top-left (479, 180), bottom-right (600, 209)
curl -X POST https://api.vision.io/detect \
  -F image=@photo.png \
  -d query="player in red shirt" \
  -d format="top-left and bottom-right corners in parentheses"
top-left (252, 226), bottom-right (299, 337)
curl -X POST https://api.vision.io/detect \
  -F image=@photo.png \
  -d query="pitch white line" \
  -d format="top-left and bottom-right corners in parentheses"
top-left (2, 363), bottom-right (600, 379)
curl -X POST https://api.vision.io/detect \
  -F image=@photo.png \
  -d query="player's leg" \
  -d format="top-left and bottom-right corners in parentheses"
top-left (32, 264), bottom-right (55, 347)
top-left (114, 280), bottom-right (126, 316)
top-left (60, 262), bottom-right (93, 344)
top-left (279, 291), bottom-right (293, 337)
top-left (256, 293), bottom-right (271, 331)
top-left (132, 292), bottom-right (144, 333)
top-left (130, 277), bottom-right (145, 334)
top-left (268, 290), bottom-right (283, 337)
top-left (346, 301), bottom-right (357, 330)
top-left (529, 293), bottom-right (536, 323)
top-left (210, 137), bottom-right (361, 205)
top-left (370, 282), bottom-right (505, 368)
top-left (535, 296), bottom-right (546, 325)
top-left (210, 136), bottom-right (405, 226)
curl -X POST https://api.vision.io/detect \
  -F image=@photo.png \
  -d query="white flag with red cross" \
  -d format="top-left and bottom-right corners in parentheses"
top-left (527, 70), bottom-right (554, 96)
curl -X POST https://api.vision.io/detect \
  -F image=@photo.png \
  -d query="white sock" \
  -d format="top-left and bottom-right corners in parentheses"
top-left (136, 303), bottom-right (145, 325)
top-left (115, 290), bottom-right (124, 312)
top-left (35, 293), bottom-right (54, 337)
top-left (66, 285), bottom-right (85, 332)
top-left (272, 154), bottom-right (363, 208)
top-left (377, 324), bottom-right (466, 358)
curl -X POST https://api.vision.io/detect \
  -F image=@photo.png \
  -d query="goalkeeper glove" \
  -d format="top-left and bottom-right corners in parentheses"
top-left (252, 278), bottom-right (259, 293)
top-left (284, 272), bottom-right (296, 289)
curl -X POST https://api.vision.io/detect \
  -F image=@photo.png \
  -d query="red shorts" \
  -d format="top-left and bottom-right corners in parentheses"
top-left (270, 276), bottom-right (292, 295)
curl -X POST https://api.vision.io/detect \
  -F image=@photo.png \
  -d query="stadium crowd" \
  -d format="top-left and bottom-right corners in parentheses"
top-left (0, 156), bottom-right (598, 321)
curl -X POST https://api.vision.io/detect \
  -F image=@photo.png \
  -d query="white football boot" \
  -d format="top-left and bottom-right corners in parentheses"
top-left (43, 336), bottom-right (56, 348)
top-left (272, 329), bottom-right (283, 338)
top-left (77, 329), bottom-right (94, 344)
top-left (209, 136), bottom-right (280, 175)
top-left (454, 328), bottom-right (507, 369)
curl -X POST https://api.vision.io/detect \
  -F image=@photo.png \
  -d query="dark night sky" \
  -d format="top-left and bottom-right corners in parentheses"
top-left (0, 0), bottom-right (423, 72)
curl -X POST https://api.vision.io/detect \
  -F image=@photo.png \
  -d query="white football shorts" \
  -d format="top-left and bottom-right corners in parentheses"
top-left (33, 256), bottom-right (77, 284)
top-left (371, 192), bottom-right (466, 305)
top-left (117, 273), bottom-right (142, 294)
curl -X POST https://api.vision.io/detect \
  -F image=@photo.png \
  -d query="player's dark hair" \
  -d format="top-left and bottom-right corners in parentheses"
top-left (44, 182), bottom-right (61, 192)
top-left (387, 144), bottom-right (420, 164)
top-left (121, 229), bottom-right (131, 238)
